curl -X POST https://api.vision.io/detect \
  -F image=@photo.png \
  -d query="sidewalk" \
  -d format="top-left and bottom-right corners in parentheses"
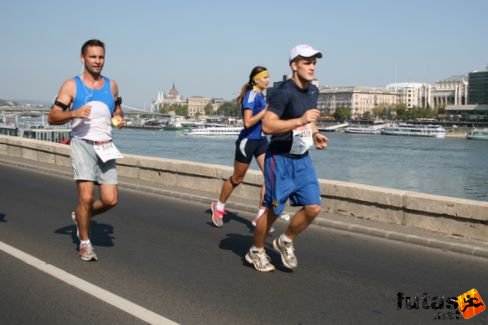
top-left (1, 155), bottom-right (487, 260)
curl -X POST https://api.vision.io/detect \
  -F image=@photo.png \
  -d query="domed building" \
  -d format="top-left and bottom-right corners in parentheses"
top-left (153, 83), bottom-right (184, 111)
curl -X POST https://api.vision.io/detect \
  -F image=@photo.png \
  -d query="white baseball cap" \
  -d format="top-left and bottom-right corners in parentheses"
top-left (289, 44), bottom-right (323, 63)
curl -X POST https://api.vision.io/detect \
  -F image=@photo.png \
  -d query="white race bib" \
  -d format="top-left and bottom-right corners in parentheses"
top-left (290, 124), bottom-right (313, 155)
top-left (93, 142), bottom-right (124, 163)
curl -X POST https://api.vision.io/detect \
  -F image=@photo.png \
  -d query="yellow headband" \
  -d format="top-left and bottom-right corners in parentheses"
top-left (253, 70), bottom-right (269, 82)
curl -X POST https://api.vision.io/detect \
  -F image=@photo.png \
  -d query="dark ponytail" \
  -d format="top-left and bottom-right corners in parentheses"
top-left (236, 66), bottom-right (267, 108)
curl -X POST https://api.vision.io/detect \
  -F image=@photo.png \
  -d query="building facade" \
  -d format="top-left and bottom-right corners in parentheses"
top-left (187, 96), bottom-right (211, 117)
top-left (430, 75), bottom-right (468, 108)
top-left (318, 86), bottom-right (397, 117)
top-left (386, 82), bottom-right (432, 108)
top-left (468, 70), bottom-right (488, 105)
top-left (152, 83), bottom-right (183, 112)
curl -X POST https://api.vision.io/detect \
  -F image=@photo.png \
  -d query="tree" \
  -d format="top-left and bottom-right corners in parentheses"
top-left (204, 103), bottom-right (214, 116)
top-left (217, 101), bottom-right (240, 117)
top-left (362, 111), bottom-right (372, 120)
top-left (174, 105), bottom-right (188, 116)
top-left (372, 105), bottom-right (385, 119)
top-left (394, 103), bottom-right (409, 121)
top-left (334, 106), bottom-right (351, 121)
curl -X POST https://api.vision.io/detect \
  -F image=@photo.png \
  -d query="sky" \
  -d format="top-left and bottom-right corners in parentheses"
top-left (1, 0), bottom-right (487, 110)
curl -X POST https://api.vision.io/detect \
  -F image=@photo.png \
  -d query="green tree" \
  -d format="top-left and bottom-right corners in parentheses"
top-left (204, 103), bottom-right (214, 116)
top-left (362, 111), bottom-right (372, 120)
top-left (217, 101), bottom-right (240, 116)
top-left (174, 105), bottom-right (188, 116)
top-left (394, 103), bottom-right (409, 120)
top-left (334, 106), bottom-right (351, 121)
top-left (372, 105), bottom-right (385, 118)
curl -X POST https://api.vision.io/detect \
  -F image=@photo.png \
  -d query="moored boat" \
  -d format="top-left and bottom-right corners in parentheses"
top-left (318, 122), bottom-right (349, 132)
top-left (466, 128), bottom-right (488, 141)
top-left (344, 124), bottom-right (385, 135)
top-left (184, 126), bottom-right (243, 136)
top-left (380, 123), bottom-right (446, 138)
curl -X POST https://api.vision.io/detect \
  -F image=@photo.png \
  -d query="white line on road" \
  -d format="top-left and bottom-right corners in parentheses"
top-left (0, 241), bottom-right (178, 325)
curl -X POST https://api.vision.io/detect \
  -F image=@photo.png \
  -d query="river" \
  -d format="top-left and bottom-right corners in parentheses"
top-left (112, 128), bottom-right (488, 202)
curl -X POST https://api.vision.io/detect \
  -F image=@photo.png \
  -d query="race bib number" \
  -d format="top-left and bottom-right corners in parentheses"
top-left (290, 124), bottom-right (313, 155)
top-left (93, 142), bottom-right (124, 162)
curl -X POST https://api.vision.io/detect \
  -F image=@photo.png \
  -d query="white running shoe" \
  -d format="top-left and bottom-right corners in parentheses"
top-left (273, 236), bottom-right (297, 270)
top-left (210, 201), bottom-right (226, 227)
top-left (245, 247), bottom-right (275, 272)
top-left (79, 242), bottom-right (98, 262)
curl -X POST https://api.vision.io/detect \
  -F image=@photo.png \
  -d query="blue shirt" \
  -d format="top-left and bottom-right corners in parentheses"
top-left (267, 79), bottom-right (319, 155)
top-left (238, 89), bottom-right (267, 140)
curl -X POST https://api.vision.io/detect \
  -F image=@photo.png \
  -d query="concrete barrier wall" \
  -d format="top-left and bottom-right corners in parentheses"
top-left (1, 135), bottom-right (487, 241)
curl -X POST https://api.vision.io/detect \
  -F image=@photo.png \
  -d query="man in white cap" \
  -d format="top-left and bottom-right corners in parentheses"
top-left (245, 44), bottom-right (328, 272)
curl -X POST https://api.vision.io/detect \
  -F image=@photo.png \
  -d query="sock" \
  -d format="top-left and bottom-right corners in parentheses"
top-left (80, 239), bottom-right (91, 246)
top-left (251, 245), bottom-right (265, 253)
top-left (217, 201), bottom-right (225, 211)
top-left (280, 234), bottom-right (293, 243)
top-left (256, 208), bottom-right (265, 219)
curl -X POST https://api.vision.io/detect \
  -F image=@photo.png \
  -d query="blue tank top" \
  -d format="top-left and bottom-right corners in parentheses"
top-left (72, 75), bottom-right (115, 114)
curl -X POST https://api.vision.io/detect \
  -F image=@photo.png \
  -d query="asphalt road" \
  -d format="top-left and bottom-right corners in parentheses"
top-left (1, 163), bottom-right (488, 324)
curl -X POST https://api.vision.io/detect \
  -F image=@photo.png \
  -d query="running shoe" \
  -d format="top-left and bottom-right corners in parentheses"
top-left (79, 242), bottom-right (98, 262)
top-left (273, 236), bottom-right (297, 270)
top-left (245, 247), bottom-right (275, 272)
top-left (71, 211), bottom-right (79, 240)
top-left (210, 201), bottom-right (226, 227)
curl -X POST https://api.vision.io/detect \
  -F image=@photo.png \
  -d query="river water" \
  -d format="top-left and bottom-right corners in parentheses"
top-left (112, 128), bottom-right (488, 202)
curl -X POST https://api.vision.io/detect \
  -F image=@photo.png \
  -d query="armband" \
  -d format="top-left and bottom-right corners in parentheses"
top-left (115, 96), bottom-right (122, 106)
top-left (54, 98), bottom-right (69, 110)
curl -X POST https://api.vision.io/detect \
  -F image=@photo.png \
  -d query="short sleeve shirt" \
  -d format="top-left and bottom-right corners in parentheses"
top-left (267, 79), bottom-right (319, 154)
top-left (238, 89), bottom-right (267, 140)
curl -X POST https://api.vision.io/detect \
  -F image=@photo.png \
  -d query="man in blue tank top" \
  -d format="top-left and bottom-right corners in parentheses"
top-left (245, 44), bottom-right (328, 272)
top-left (48, 39), bottom-right (125, 262)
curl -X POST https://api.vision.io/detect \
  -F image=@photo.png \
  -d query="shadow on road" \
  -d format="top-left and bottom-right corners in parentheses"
top-left (218, 232), bottom-right (291, 272)
top-left (0, 213), bottom-right (6, 222)
top-left (204, 208), bottom-right (254, 233)
top-left (54, 220), bottom-right (115, 248)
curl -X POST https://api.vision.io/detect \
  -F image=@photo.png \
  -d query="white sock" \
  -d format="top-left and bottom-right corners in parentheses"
top-left (80, 239), bottom-right (90, 246)
top-left (280, 234), bottom-right (293, 243)
top-left (251, 245), bottom-right (265, 253)
top-left (256, 208), bottom-right (265, 219)
top-left (217, 201), bottom-right (225, 211)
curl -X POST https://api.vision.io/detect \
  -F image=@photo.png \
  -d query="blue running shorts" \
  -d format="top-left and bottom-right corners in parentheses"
top-left (263, 153), bottom-right (321, 215)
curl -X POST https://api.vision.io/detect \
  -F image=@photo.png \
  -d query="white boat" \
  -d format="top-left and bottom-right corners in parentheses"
top-left (380, 123), bottom-right (446, 138)
top-left (466, 128), bottom-right (488, 141)
top-left (318, 122), bottom-right (349, 132)
top-left (184, 126), bottom-right (243, 136)
top-left (344, 124), bottom-right (385, 135)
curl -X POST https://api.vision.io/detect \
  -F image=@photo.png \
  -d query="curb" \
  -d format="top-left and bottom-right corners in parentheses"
top-left (313, 218), bottom-right (488, 259)
top-left (1, 156), bottom-right (488, 260)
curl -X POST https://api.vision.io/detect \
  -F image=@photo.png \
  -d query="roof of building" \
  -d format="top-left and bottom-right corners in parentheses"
top-left (319, 86), bottom-right (395, 94)
top-left (168, 82), bottom-right (180, 97)
top-left (386, 82), bottom-right (429, 88)
top-left (437, 75), bottom-right (468, 83)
